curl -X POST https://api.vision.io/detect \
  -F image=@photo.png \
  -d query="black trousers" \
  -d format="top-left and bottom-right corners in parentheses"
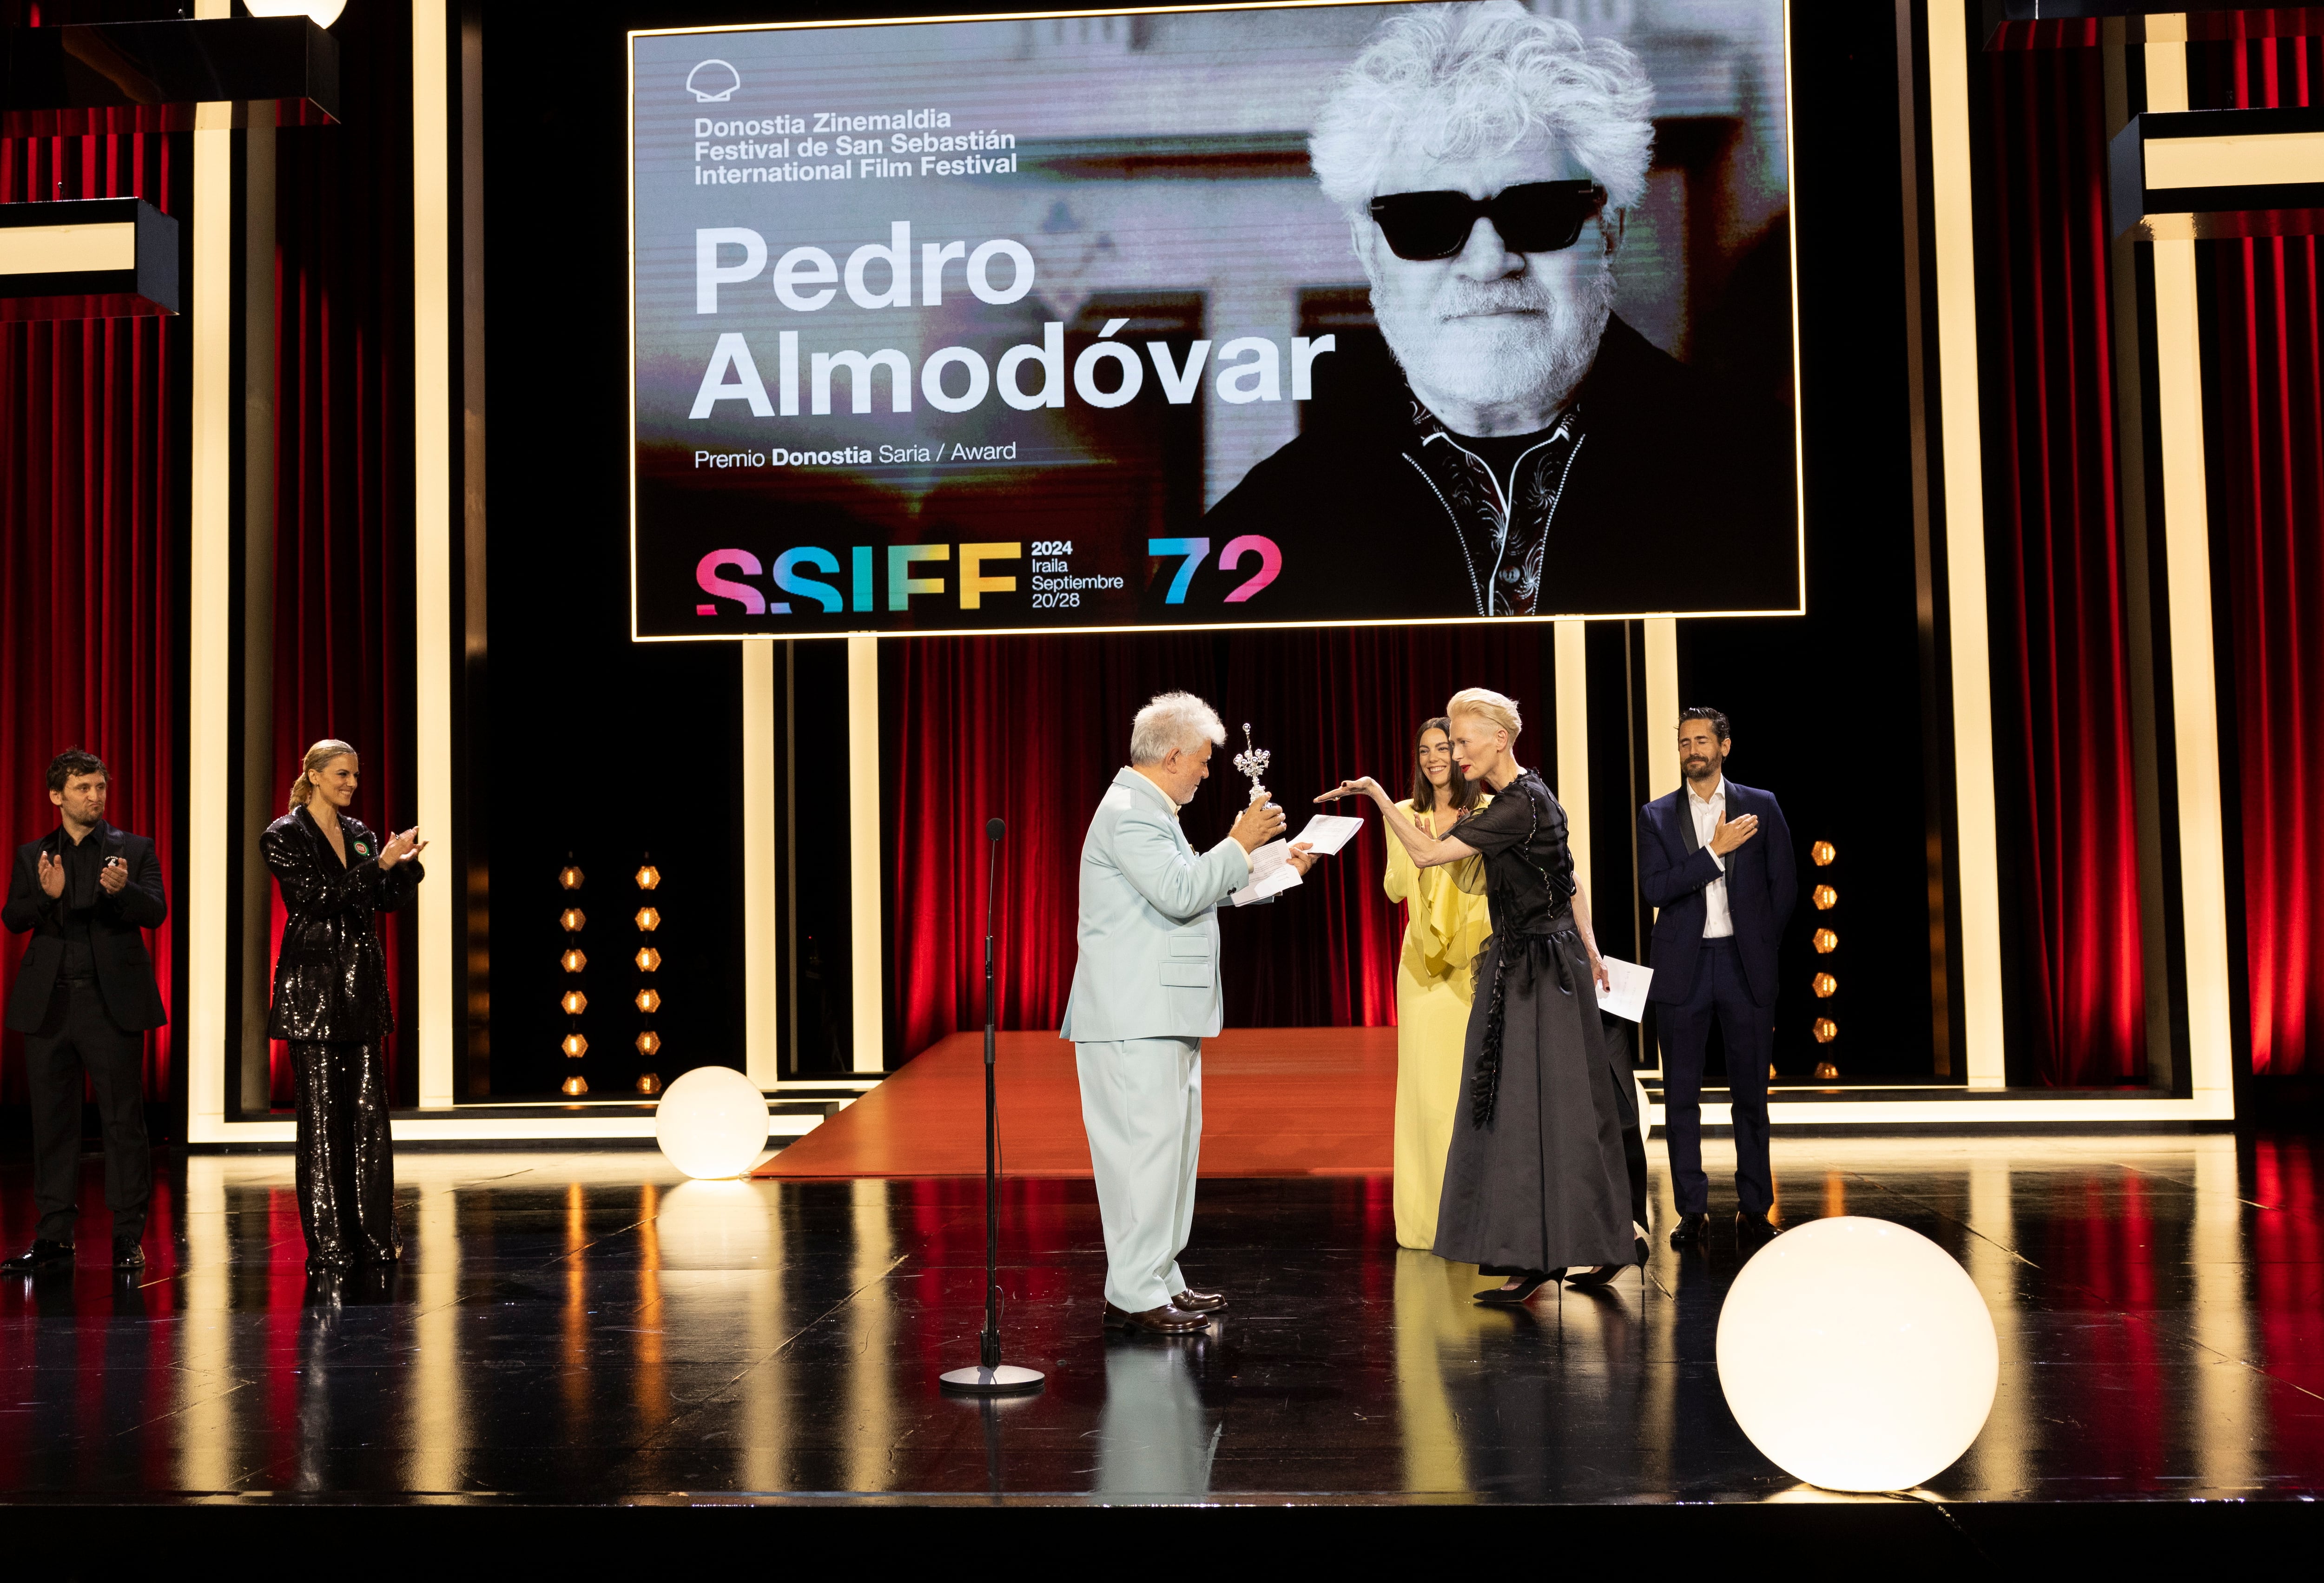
top-left (1659, 937), bottom-right (1775, 1216)
top-left (290, 1040), bottom-right (400, 1264)
top-left (25, 976), bottom-right (150, 1244)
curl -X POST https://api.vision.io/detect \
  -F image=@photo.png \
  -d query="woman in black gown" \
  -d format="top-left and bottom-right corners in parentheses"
top-left (263, 739), bottom-right (427, 1275)
top-left (1318, 688), bottom-right (1638, 1301)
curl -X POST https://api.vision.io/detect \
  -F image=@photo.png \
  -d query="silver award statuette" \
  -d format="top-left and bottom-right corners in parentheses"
top-left (1234, 723), bottom-right (1272, 800)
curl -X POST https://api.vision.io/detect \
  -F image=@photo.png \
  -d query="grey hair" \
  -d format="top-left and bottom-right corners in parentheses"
top-left (1309, 1), bottom-right (1656, 218)
top-left (1129, 692), bottom-right (1227, 765)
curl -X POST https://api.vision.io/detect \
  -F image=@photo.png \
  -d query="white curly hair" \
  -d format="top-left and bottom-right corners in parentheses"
top-left (1129, 692), bottom-right (1228, 766)
top-left (1309, 1), bottom-right (1657, 218)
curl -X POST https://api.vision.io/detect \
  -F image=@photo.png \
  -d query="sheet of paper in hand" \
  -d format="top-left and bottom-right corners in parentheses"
top-left (1291, 814), bottom-right (1365, 856)
top-left (1232, 840), bottom-right (1303, 907)
top-left (1594, 956), bottom-right (1655, 1022)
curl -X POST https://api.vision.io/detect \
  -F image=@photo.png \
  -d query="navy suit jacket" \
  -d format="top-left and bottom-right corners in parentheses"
top-left (1637, 779), bottom-right (1796, 1009)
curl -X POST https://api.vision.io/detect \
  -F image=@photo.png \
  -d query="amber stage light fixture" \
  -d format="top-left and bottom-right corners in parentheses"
top-left (558, 864), bottom-right (585, 890)
top-left (562, 1033), bottom-right (588, 1059)
top-left (562, 1075), bottom-right (589, 1095)
top-left (1811, 885), bottom-right (1837, 910)
top-left (561, 948), bottom-right (587, 973)
top-left (634, 856), bottom-right (664, 1094)
top-left (560, 907), bottom-right (586, 932)
top-left (1813, 928), bottom-right (1838, 954)
top-left (559, 855), bottom-right (591, 1097)
top-left (1811, 840), bottom-right (1836, 867)
top-left (561, 990), bottom-right (588, 1016)
top-left (1812, 1018), bottom-right (1837, 1044)
top-left (1812, 973), bottom-right (1837, 998)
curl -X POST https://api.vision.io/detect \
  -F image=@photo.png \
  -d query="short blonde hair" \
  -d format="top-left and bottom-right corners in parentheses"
top-left (289, 739), bottom-right (358, 813)
top-left (1129, 692), bottom-right (1227, 765)
top-left (1446, 687), bottom-right (1523, 741)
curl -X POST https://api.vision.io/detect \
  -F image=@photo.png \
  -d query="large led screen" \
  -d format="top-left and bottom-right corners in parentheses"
top-left (630, 0), bottom-right (1801, 640)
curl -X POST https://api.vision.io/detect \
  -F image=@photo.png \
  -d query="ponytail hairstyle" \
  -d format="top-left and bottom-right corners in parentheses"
top-left (289, 739), bottom-right (359, 814)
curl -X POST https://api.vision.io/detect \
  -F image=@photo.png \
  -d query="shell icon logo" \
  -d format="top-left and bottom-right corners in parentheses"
top-left (686, 59), bottom-right (740, 102)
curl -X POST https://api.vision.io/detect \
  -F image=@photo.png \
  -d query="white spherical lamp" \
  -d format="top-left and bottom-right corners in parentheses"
top-left (653, 1064), bottom-right (769, 1180)
top-left (1716, 1216), bottom-right (1997, 1491)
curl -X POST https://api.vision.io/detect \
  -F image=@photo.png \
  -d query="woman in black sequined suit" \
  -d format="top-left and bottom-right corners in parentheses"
top-left (263, 739), bottom-right (427, 1275)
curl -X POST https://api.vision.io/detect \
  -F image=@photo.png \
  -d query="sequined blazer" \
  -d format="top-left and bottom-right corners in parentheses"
top-left (263, 806), bottom-right (423, 1042)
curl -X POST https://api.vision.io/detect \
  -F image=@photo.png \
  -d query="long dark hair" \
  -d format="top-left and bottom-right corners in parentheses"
top-left (1408, 716), bottom-right (1479, 814)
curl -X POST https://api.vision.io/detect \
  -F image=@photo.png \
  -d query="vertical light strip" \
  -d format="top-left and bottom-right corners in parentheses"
top-left (185, 99), bottom-right (233, 1145)
top-left (847, 634), bottom-right (884, 1072)
top-left (405, 1178), bottom-right (468, 1491)
top-left (412, 0), bottom-right (456, 1108)
top-left (2144, 19), bottom-right (2236, 1116)
top-left (1642, 618), bottom-right (1680, 803)
top-left (175, 1155), bottom-right (233, 1490)
top-left (1927, 0), bottom-right (2007, 1088)
top-left (1553, 620), bottom-right (1590, 900)
top-left (741, 639), bottom-right (780, 1088)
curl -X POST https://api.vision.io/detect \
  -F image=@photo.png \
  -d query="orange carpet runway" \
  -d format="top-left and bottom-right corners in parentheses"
top-left (758, 1027), bottom-right (1397, 1178)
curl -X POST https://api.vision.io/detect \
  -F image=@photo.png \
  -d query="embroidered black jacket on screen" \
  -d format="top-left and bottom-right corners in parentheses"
top-left (1192, 315), bottom-right (1797, 621)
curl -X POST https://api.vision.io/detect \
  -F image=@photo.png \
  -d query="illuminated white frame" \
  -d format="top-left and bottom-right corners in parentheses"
top-left (622, 0), bottom-right (1810, 644)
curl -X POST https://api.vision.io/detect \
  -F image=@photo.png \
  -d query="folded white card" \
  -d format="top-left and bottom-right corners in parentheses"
top-left (1595, 955), bottom-right (1654, 1022)
top-left (1291, 814), bottom-right (1365, 855)
top-left (1232, 864), bottom-right (1303, 906)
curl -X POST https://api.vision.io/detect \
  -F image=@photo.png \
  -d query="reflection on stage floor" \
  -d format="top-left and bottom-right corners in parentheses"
top-left (0, 1135), bottom-right (2319, 1504)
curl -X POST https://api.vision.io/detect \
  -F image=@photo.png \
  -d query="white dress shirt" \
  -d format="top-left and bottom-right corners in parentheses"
top-left (1687, 777), bottom-right (1735, 938)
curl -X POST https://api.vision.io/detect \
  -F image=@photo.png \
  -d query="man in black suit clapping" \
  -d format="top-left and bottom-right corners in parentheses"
top-left (1, 749), bottom-right (169, 1274)
top-left (1638, 709), bottom-right (1796, 1251)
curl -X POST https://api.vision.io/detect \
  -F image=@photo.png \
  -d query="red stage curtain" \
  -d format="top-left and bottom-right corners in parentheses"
top-left (0, 132), bottom-right (183, 1107)
top-left (1983, 31), bottom-right (2148, 1084)
top-left (888, 626), bottom-right (1549, 1060)
top-left (265, 0), bottom-right (418, 1102)
top-left (2200, 20), bottom-right (2324, 1077)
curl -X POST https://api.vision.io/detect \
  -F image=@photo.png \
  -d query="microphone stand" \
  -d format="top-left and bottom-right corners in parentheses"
top-left (942, 818), bottom-right (1044, 1396)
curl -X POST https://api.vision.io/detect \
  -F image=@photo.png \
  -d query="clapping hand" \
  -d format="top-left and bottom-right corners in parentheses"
top-left (377, 827), bottom-right (428, 869)
top-left (35, 851), bottom-right (64, 900)
top-left (98, 856), bottom-right (127, 895)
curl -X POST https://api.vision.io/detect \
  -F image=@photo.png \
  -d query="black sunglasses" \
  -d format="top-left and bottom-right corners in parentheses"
top-left (1367, 180), bottom-right (1608, 262)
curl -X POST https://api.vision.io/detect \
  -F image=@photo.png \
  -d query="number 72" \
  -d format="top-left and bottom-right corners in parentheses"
top-left (1147, 536), bottom-right (1283, 605)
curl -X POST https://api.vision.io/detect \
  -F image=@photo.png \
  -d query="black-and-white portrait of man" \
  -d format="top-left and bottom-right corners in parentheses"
top-left (1195, 1), bottom-right (1800, 621)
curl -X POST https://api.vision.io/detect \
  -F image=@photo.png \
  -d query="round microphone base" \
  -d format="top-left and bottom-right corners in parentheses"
top-left (939, 1363), bottom-right (1046, 1396)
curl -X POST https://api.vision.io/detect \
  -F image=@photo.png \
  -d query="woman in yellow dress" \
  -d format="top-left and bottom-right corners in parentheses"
top-left (1384, 717), bottom-right (1493, 1250)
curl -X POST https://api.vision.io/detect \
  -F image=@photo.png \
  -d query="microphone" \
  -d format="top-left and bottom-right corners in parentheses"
top-left (987, 817), bottom-right (1005, 840)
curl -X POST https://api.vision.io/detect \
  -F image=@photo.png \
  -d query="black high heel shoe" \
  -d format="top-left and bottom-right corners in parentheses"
top-left (1473, 1269), bottom-right (1564, 1305)
top-left (1566, 1235), bottom-right (1651, 1286)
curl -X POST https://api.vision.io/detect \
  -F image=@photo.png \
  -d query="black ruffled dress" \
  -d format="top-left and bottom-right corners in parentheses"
top-left (1431, 769), bottom-right (1635, 1275)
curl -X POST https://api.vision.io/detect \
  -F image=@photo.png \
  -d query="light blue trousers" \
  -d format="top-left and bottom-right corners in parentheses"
top-left (1075, 1036), bottom-right (1203, 1313)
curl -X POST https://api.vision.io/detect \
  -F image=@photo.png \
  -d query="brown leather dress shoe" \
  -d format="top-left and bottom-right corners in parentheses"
top-left (1103, 1301), bottom-right (1211, 1335)
top-left (1172, 1287), bottom-right (1227, 1313)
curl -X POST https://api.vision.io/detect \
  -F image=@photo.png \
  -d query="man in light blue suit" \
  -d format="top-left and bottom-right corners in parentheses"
top-left (1063, 692), bottom-right (1318, 1335)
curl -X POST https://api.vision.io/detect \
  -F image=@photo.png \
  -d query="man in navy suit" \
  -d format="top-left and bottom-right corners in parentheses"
top-left (1637, 708), bottom-right (1795, 1249)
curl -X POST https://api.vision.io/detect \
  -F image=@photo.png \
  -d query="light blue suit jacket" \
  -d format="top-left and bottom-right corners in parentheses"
top-left (1059, 767), bottom-right (1252, 1044)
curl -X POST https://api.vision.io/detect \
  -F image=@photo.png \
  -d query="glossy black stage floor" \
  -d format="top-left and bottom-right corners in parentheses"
top-left (2, 1134), bottom-right (2323, 1540)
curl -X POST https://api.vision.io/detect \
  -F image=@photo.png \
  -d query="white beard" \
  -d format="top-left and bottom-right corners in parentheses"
top-left (1375, 264), bottom-right (1614, 423)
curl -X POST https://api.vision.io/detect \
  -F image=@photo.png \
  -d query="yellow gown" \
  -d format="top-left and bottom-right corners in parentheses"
top-left (1384, 797), bottom-right (1494, 1251)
